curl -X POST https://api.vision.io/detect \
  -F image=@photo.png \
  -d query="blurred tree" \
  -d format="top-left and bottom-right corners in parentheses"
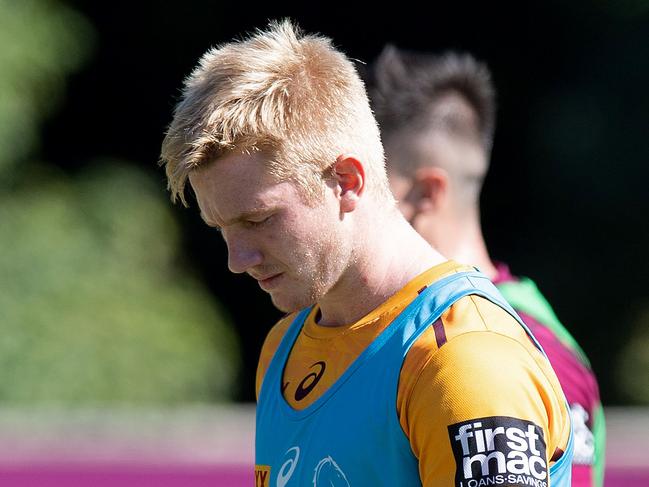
top-left (0, 0), bottom-right (239, 404)
top-left (0, 0), bottom-right (92, 184)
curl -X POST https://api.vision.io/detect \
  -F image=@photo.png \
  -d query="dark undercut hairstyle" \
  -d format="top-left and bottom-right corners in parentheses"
top-left (366, 45), bottom-right (496, 160)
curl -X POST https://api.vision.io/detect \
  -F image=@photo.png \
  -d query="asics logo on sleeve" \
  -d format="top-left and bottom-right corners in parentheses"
top-left (448, 416), bottom-right (548, 487)
top-left (295, 361), bottom-right (326, 401)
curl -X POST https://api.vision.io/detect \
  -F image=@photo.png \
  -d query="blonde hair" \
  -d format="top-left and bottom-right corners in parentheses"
top-left (160, 20), bottom-right (391, 206)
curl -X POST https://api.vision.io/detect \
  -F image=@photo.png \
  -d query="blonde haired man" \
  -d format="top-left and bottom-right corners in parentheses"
top-left (161, 21), bottom-right (573, 487)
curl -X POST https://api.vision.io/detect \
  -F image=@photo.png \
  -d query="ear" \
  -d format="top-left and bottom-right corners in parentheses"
top-left (413, 166), bottom-right (448, 213)
top-left (333, 154), bottom-right (366, 213)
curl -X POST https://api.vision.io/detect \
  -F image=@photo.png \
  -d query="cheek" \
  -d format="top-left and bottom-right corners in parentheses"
top-left (282, 221), bottom-right (328, 268)
top-left (272, 198), bottom-right (344, 264)
top-left (264, 218), bottom-right (316, 266)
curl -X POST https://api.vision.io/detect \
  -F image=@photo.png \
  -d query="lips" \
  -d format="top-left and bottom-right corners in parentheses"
top-left (257, 273), bottom-right (283, 291)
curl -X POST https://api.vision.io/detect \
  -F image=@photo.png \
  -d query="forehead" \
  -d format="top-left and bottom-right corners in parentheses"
top-left (188, 151), bottom-right (295, 222)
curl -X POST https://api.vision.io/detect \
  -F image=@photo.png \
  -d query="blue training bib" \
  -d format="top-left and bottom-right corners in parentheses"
top-left (256, 270), bottom-right (573, 487)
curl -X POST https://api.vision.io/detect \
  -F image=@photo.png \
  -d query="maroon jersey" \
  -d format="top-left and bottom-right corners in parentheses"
top-left (494, 263), bottom-right (605, 487)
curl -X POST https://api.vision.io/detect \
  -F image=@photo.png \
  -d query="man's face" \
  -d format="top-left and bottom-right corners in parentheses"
top-left (189, 151), bottom-right (352, 312)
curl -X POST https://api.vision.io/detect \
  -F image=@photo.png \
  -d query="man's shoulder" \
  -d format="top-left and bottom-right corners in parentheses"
top-left (255, 312), bottom-right (299, 400)
top-left (434, 293), bottom-right (536, 349)
top-left (400, 308), bottom-right (572, 473)
top-left (401, 294), bottom-right (549, 401)
top-left (265, 312), bottom-right (299, 349)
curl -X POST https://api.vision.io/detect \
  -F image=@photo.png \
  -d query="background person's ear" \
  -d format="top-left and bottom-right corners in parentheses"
top-left (333, 154), bottom-right (366, 213)
top-left (413, 166), bottom-right (448, 213)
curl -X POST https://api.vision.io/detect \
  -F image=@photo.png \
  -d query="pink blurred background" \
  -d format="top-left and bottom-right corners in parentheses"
top-left (0, 406), bottom-right (646, 486)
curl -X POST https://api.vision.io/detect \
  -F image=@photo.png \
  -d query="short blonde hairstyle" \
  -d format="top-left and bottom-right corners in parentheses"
top-left (160, 20), bottom-right (391, 206)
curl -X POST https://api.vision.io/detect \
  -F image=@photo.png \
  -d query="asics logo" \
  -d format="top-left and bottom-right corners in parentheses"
top-left (295, 361), bottom-right (326, 401)
top-left (277, 446), bottom-right (300, 487)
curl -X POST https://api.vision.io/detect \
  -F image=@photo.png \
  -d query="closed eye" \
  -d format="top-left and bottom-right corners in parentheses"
top-left (242, 214), bottom-right (272, 229)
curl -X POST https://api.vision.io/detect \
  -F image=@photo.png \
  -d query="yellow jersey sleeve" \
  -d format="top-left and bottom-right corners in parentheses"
top-left (401, 306), bottom-right (570, 486)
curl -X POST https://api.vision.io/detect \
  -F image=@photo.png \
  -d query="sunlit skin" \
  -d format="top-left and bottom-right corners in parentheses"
top-left (189, 150), bottom-right (445, 327)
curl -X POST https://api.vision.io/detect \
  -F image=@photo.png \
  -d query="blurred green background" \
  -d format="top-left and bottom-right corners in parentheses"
top-left (0, 0), bottom-right (238, 405)
top-left (0, 0), bottom-right (647, 406)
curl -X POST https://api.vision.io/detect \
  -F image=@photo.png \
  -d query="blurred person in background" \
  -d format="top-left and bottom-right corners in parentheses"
top-left (368, 46), bottom-right (604, 487)
top-left (161, 21), bottom-right (574, 486)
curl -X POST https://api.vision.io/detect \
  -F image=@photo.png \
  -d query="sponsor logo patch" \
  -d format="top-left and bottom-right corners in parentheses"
top-left (254, 464), bottom-right (270, 487)
top-left (448, 416), bottom-right (548, 487)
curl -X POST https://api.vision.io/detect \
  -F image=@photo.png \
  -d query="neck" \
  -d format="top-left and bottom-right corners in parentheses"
top-left (316, 209), bottom-right (446, 327)
top-left (421, 207), bottom-right (497, 279)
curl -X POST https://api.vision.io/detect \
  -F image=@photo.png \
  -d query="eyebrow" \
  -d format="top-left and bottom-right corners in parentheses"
top-left (201, 207), bottom-right (272, 229)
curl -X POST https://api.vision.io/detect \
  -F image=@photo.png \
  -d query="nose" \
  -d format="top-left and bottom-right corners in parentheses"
top-left (223, 230), bottom-right (263, 274)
